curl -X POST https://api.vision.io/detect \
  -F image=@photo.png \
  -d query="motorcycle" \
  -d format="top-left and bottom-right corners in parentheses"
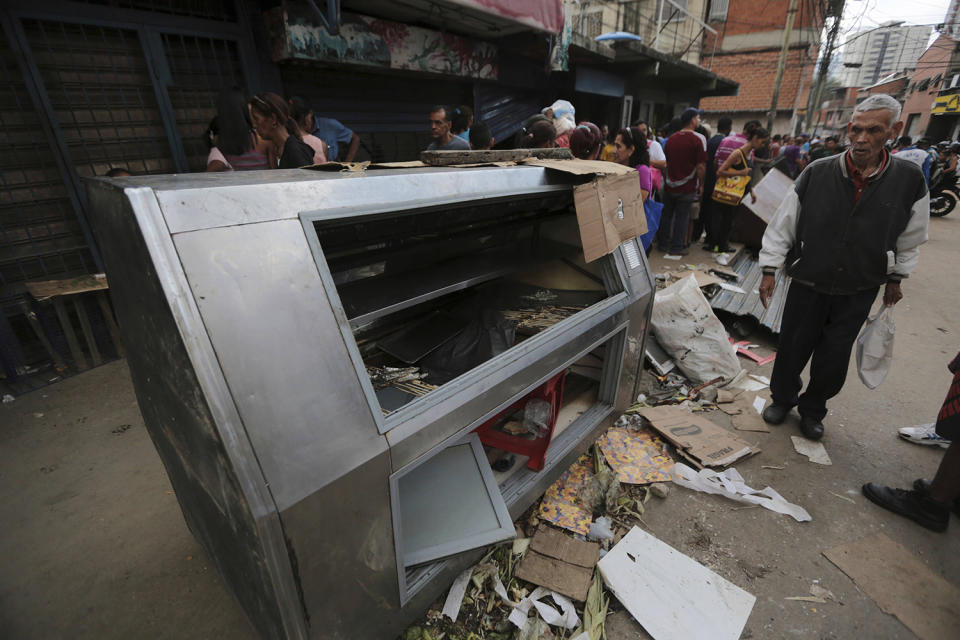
top-left (928, 165), bottom-right (958, 217)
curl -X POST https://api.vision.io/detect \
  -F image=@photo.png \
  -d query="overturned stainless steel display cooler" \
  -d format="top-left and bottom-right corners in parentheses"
top-left (85, 166), bottom-right (655, 639)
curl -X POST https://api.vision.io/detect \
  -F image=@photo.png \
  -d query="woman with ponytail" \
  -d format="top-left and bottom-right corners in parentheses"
top-left (248, 92), bottom-right (315, 169)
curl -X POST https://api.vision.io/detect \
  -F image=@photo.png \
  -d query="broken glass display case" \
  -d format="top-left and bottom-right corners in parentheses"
top-left (85, 165), bottom-right (654, 639)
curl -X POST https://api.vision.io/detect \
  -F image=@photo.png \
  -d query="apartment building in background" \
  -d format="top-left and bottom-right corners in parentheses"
top-left (839, 22), bottom-right (931, 87)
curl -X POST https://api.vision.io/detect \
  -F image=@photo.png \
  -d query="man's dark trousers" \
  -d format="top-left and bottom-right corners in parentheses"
top-left (770, 282), bottom-right (879, 421)
top-left (658, 191), bottom-right (697, 253)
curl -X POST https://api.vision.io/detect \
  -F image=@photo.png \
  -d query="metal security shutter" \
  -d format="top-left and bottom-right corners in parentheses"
top-left (77, 0), bottom-right (238, 21)
top-left (0, 28), bottom-right (95, 299)
top-left (474, 83), bottom-right (544, 146)
top-left (22, 19), bottom-right (176, 177)
top-left (161, 33), bottom-right (245, 172)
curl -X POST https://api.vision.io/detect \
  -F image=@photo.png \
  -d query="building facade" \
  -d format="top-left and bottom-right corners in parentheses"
top-left (699, 0), bottom-right (827, 136)
top-left (839, 22), bottom-right (932, 88)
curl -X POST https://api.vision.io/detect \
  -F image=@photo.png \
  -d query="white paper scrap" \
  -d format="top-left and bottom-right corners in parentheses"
top-left (752, 395), bottom-right (766, 414)
top-left (442, 567), bottom-right (474, 622)
top-left (719, 282), bottom-right (747, 294)
top-left (749, 374), bottom-right (770, 385)
top-left (598, 526), bottom-right (756, 640)
top-left (671, 463), bottom-right (812, 522)
top-left (663, 254), bottom-right (683, 261)
top-left (791, 436), bottom-right (832, 465)
top-left (507, 587), bottom-right (580, 630)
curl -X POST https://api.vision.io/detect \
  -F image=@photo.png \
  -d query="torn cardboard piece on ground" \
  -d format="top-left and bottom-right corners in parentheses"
top-left (824, 532), bottom-right (960, 640)
top-left (538, 454), bottom-right (594, 535)
top-left (598, 526), bottom-right (756, 640)
top-left (791, 436), bottom-right (832, 465)
top-left (515, 526), bottom-right (600, 602)
top-left (672, 463), bottom-right (812, 522)
top-left (638, 405), bottom-right (759, 468)
top-left (597, 427), bottom-right (674, 484)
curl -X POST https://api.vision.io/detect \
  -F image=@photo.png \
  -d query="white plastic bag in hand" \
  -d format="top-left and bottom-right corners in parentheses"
top-left (856, 306), bottom-right (895, 389)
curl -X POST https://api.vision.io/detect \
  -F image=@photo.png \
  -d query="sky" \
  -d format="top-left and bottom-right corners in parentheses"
top-left (842, 0), bottom-right (953, 37)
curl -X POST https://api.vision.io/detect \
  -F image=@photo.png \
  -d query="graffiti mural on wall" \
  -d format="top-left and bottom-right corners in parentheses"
top-left (273, 4), bottom-right (497, 80)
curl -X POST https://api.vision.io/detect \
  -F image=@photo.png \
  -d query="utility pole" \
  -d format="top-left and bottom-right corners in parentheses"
top-left (767, 0), bottom-right (800, 132)
top-left (805, 0), bottom-right (846, 133)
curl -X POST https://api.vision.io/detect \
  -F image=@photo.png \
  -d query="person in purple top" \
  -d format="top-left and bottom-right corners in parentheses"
top-left (782, 137), bottom-right (803, 178)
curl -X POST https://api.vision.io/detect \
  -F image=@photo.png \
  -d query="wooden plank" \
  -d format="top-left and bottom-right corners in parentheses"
top-left (73, 297), bottom-right (102, 367)
top-left (17, 300), bottom-right (67, 373)
top-left (96, 291), bottom-right (124, 358)
top-left (824, 533), bottom-right (960, 640)
top-left (52, 297), bottom-right (87, 371)
top-left (25, 274), bottom-right (108, 301)
top-left (419, 147), bottom-right (573, 166)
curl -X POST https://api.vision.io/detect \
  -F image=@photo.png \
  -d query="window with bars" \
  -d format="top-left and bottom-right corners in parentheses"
top-left (161, 33), bottom-right (245, 172)
top-left (0, 30), bottom-right (95, 296)
top-left (708, 0), bottom-right (729, 21)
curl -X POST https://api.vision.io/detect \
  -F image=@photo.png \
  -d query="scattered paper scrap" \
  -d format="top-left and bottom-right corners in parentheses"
top-left (441, 567), bottom-right (474, 622)
top-left (598, 526), bottom-right (755, 640)
top-left (638, 405), bottom-right (759, 469)
top-left (515, 526), bottom-right (601, 602)
top-left (752, 395), bottom-right (766, 414)
top-left (761, 465), bottom-right (785, 470)
top-left (508, 587), bottom-right (580, 631)
top-left (597, 427), bottom-right (674, 484)
top-left (663, 254), bottom-right (683, 260)
top-left (829, 491), bottom-right (856, 504)
top-left (539, 454), bottom-right (594, 534)
top-left (791, 436), bottom-right (832, 465)
top-left (824, 533), bottom-right (960, 640)
top-left (672, 463), bottom-right (812, 522)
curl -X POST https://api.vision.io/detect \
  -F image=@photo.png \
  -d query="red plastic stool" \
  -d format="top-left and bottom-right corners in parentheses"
top-left (473, 370), bottom-right (566, 471)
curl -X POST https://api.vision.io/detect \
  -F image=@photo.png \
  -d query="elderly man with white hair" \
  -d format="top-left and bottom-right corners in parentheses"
top-left (757, 94), bottom-right (930, 440)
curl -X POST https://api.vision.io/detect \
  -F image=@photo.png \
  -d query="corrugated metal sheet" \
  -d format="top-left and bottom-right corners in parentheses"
top-left (709, 251), bottom-right (790, 334)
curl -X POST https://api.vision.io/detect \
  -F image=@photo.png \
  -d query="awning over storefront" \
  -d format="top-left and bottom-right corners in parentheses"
top-left (341, 0), bottom-right (563, 37)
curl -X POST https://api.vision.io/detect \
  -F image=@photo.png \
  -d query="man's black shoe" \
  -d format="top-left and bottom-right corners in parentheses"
top-left (862, 482), bottom-right (950, 532)
top-left (762, 403), bottom-right (791, 424)
top-left (799, 415), bottom-right (824, 440)
top-left (912, 478), bottom-right (960, 517)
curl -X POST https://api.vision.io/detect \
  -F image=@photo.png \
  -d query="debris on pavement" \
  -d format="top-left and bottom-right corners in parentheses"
top-left (515, 526), bottom-right (600, 603)
top-left (824, 532), bottom-right (960, 640)
top-left (809, 583), bottom-right (837, 602)
top-left (644, 335), bottom-right (677, 376)
top-left (790, 436), bottom-right (832, 465)
top-left (730, 339), bottom-right (777, 365)
top-left (538, 454), bottom-right (595, 535)
top-left (441, 567), bottom-right (474, 622)
top-left (651, 275), bottom-right (742, 384)
top-left (508, 587), bottom-right (580, 632)
top-left (638, 405), bottom-right (759, 468)
top-left (784, 595), bottom-right (827, 604)
top-left (649, 482), bottom-right (670, 499)
top-left (672, 463), bottom-right (812, 522)
top-left (597, 526), bottom-right (755, 640)
top-left (2, 394), bottom-right (14, 403)
top-left (596, 427), bottom-right (674, 484)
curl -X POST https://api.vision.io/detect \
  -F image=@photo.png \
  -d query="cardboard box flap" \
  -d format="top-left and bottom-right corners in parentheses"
top-left (574, 172), bottom-right (647, 263)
